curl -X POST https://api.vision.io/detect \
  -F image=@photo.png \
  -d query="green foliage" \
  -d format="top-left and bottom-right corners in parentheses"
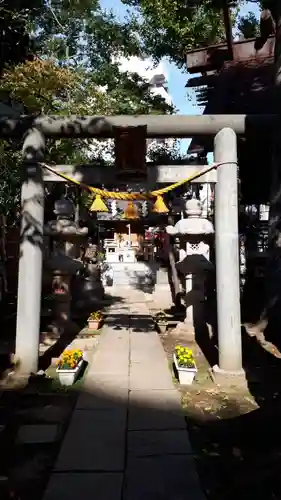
top-left (0, 141), bottom-right (22, 221)
top-left (120, 0), bottom-right (265, 66)
top-left (237, 12), bottom-right (259, 39)
top-left (0, 0), bottom-right (175, 220)
top-left (122, 0), bottom-right (225, 66)
top-left (0, 0), bottom-right (43, 72)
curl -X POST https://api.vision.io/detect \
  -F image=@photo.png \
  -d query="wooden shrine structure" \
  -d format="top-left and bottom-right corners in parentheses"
top-left (185, 33), bottom-right (276, 323)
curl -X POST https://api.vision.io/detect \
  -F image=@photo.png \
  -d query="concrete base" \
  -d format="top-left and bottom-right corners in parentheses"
top-left (211, 364), bottom-right (248, 389)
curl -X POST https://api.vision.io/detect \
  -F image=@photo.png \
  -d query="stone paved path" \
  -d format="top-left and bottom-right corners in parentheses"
top-left (43, 291), bottom-right (206, 500)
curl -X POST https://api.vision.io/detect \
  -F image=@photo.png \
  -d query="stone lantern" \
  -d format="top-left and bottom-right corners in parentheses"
top-left (166, 196), bottom-right (214, 337)
top-left (44, 198), bottom-right (88, 335)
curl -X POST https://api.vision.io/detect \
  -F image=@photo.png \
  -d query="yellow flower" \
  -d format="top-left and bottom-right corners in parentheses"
top-left (58, 348), bottom-right (83, 368)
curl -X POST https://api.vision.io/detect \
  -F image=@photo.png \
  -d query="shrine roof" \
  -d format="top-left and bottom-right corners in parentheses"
top-left (185, 35), bottom-right (275, 154)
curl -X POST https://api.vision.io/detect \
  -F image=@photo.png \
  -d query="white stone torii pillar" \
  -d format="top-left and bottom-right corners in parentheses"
top-left (15, 129), bottom-right (45, 375)
top-left (212, 127), bottom-right (245, 386)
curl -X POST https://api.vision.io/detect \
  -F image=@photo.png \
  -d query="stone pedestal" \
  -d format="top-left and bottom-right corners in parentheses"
top-left (76, 262), bottom-right (105, 308)
top-left (44, 199), bottom-right (88, 336)
top-left (183, 272), bottom-right (207, 325)
top-left (52, 272), bottom-right (71, 323)
top-left (149, 267), bottom-right (172, 309)
top-left (211, 364), bottom-right (247, 389)
top-left (46, 255), bottom-right (83, 336)
top-left (74, 245), bottom-right (105, 308)
top-left (185, 274), bottom-right (192, 318)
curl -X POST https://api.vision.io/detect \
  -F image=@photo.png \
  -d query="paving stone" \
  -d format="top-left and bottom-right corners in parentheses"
top-left (89, 365), bottom-right (129, 377)
top-left (91, 355), bottom-right (129, 375)
top-left (105, 318), bottom-right (130, 329)
top-left (76, 387), bottom-right (128, 410)
top-left (69, 338), bottom-right (98, 351)
top-left (43, 473), bottom-right (123, 500)
top-left (94, 335), bottom-right (130, 354)
top-left (94, 341), bottom-right (129, 352)
top-left (130, 346), bottom-right (164, 362)
top-left (16, 424), bottom-right (59, 444)
top-left (129, 390), bottom-right (185, 430)
top-left (86, 350), bottom-right (129, 369)
top-left (130, 357), bottom-right (165, 369)
top-left (9, 449), bottom-right (54, 489)
top-left (55, 410), bottom-right (126, 471)
top-left (85, 372), bottom-right (129, 391)
top-left (98, 338), bottom-right (129, 349)
top-left (129, 389), bottom-right (181, 407)
top-left (124, 455), bottom-right (206, 500)
top-left (130, 339), bottom-right (164, 351)
top-left (16, 405), bottom-right (69, 424)
top-left (130, 322), bottom-right (155, 333)
top-left (100, 331), bottom-right (130, 342)
top-left (128, 429), bottom-right (192, 457)
top-left (129, 366), bottom-right (174, 391)
top-left (130, 340), bottom-right (166, 353)
top-left (130, 356), bottom-right (168, 369)
top-left (129, 363), bottom-right (171, 378)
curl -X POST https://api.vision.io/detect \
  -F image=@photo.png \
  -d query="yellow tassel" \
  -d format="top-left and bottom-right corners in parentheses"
top-left (123, 201), bottom-right (139, 219)
top-left (89, 194), bottom-right (108, 212)
top-left (152, 195), bottom-right (169, 213)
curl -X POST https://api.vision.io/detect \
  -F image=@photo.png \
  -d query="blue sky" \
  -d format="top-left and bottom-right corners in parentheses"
top-left (100, 0), bottom-right (260, 153)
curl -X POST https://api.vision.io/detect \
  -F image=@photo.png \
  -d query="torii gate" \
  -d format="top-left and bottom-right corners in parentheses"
top-left (0, 113), bottom-right (274, 384)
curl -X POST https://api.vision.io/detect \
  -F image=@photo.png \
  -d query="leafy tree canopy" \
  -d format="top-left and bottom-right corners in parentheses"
top-left (0, 0), bottom-right (178, 221)
top-left (2, 0), bottom-right (275, 221)
top-left (120, 0), bottom-right (268, 66)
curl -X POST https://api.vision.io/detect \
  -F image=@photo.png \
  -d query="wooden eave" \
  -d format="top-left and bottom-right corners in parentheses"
top-left (186, 35), bottom-right (275, 154)
top-left (185, 35), bottom-right (275, 74)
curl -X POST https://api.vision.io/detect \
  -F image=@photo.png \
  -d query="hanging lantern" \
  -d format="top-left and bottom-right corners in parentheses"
top-left (89, 194), bottom-right (108, 212)
top-left (152, 195), bottom-right (169, 214)
top-left (123, 201), bottom-right (139, 219)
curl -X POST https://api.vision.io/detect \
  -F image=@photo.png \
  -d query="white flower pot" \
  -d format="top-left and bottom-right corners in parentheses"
top-left (56, 359), bottom-right (84, 386)
top-left (173, 354), bottom-right (197, 386)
